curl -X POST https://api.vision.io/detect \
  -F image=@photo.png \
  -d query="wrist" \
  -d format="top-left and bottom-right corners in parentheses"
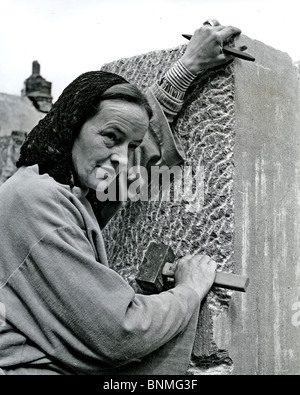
top-left (158, 59), bottom-right (197, 97)
top-left (180, 56), bottom-right (207, 76)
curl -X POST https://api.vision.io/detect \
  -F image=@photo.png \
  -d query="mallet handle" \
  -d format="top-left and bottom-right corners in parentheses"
top-left (214, 272), bottom-right (249, 293)
top-left (162, 262), bottom-right (249, 293)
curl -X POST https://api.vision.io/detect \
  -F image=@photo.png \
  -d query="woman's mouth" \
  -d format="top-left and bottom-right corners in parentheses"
top-left (96, 166), bottom-right (117, 192)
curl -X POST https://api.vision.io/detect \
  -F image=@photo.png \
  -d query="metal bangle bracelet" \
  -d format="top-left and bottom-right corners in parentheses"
top-left (203, 19), bottom-right (217, 27)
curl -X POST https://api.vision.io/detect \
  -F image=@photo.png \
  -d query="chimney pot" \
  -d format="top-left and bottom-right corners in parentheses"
top-left (32, 61), bottom-right (40, 75)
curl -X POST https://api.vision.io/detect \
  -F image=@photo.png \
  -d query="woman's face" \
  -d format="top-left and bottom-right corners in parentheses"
top-left (72, 99), bottom-right (149, 191)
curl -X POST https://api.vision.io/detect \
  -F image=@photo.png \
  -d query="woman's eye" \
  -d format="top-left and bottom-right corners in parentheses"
top-left (105, 133), bottom-right (118, 141)
top-left (102, 132), bottom-right (119, 146)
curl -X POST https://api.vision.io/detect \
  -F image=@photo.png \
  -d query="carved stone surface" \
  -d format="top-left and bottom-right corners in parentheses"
top-left (101, 47), bottom-right (236, 370)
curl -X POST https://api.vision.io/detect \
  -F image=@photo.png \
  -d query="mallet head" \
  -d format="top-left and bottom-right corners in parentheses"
top-left (136, 242), bottom-right (175, 293)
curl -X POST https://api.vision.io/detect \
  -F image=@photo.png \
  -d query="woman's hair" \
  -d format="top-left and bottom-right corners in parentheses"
top-left (17, 70), bottom-right (152, 186)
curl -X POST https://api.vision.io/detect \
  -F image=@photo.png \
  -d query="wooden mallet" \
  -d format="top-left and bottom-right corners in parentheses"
top-left (136, 242), bottom-right (249, 294)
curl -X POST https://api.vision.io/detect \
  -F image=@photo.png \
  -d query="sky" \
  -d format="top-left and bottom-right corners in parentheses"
top-left (0, 0), bottom-right (299, 102)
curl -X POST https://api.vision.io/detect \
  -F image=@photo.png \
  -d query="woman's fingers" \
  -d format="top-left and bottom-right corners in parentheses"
top-left (218, 25), bottom-right (242, 41)
top-left (207, 258), bottom-right (218, 273)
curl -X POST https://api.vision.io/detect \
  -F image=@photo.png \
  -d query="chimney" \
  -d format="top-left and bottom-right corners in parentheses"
top-left (22, 61), bottom-right (53, 113)
top-left (32, 60), bottom-right (41, 75)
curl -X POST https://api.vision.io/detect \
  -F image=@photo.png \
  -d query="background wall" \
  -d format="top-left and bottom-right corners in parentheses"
top-left (101, 36), bottom-right (300, 375)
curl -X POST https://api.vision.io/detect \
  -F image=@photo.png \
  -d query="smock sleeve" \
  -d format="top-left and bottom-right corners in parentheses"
top-left (136, 59), bottom-right (198, 170)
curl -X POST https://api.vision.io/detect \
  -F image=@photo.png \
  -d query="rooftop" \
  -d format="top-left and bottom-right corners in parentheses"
top-left (0, 92), bottom-right (46, 137)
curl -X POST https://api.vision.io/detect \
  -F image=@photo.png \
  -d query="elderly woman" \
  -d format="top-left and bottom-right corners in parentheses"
top-left (0, 22), bottom-right (241, 375)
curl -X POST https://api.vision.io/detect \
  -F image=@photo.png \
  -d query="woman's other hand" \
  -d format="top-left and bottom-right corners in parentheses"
top-left (181, 20), bottom-right (242, 75)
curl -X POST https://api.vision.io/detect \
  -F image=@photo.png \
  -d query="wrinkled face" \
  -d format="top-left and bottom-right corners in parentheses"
top-left (72, 99), bottom-right (149, 191)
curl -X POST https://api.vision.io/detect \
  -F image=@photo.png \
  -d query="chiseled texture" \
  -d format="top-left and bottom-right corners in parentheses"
top-left (101, 46), bottom-right (236, 371)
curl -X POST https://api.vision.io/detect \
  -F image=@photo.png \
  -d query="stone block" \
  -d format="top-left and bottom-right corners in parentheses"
top-left (101, 36), bottom-right (300, 375)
